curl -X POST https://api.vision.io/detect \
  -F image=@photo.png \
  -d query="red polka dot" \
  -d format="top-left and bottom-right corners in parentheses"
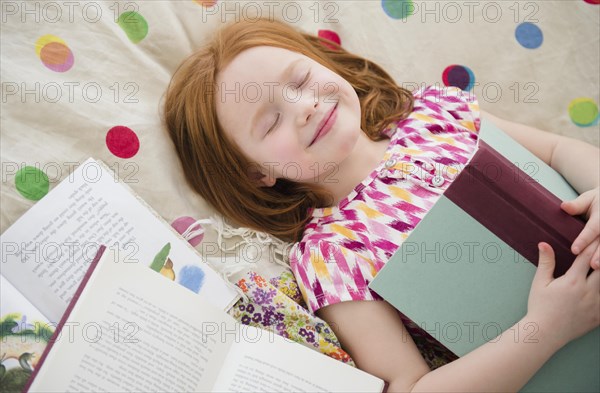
top-left (583, 0), bottom-right (599, 5)
top-left (318, 30), bottom-right (341, 50)
top-left (106, 126), bottom-right (140, 158)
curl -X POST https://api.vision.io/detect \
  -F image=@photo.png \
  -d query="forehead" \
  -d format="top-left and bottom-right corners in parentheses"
top-left (218, 46), bottom-right (301, 85)
top-left (215, 46), bottom-right (305, 135)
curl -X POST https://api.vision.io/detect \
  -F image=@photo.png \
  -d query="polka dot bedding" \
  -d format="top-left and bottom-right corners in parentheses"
top-left (1, 0), bottom-right (598, 371)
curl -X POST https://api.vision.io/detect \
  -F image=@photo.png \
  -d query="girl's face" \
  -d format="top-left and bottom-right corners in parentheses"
top-left (215, 46), bottom-right (362, 186)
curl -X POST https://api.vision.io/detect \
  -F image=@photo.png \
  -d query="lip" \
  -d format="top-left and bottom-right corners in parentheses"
top-left (309, 103), bottom-right (338, 147)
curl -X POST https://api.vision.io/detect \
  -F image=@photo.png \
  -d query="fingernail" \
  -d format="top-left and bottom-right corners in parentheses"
top-left (573, 246), bottom-right (580, 254)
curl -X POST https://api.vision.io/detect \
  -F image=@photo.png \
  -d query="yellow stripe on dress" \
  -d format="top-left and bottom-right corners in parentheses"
top-left (310, 246), bottom-right (331, 280)
top-left (398, 147), bottom-right (424, 156)
top-left (413, 113), bottom-right (438, 124)
top-left (388, 185), bottom-right (413, 202)
top-left (356, 202), bottom-right (384, 219)
top-left (429, 135), bottom-right (456, 145)
top-left (331, 223), bottom-right (357, 240)
top-left (321, 207), bottom-right (333, 217)
top-left (445, 165), bottom-right (459, 176)
top-left (341, 247), bottom-right (378, 278)
top-left (459, 120), bottom-right (477, 132)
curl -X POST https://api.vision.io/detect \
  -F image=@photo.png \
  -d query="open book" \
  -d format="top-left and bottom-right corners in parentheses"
top-left (1, 158), bottom-right (239, 325)
top-left (0, 158), bottom-right (240, 390)
top-left (369, 121), bottom-right (599, 392)
top-left (25, 246), bottom-right (384, 392)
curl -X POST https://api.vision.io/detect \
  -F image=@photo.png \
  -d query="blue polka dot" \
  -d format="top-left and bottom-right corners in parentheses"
top-left (515, 22), bottom-right (543, 49)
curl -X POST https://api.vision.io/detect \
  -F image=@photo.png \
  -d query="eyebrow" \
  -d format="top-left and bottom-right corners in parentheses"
top-left (250, 58), bottom-right (304, 137)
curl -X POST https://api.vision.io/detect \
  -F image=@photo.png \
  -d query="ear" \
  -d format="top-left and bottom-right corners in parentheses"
top-left (247, 166), bottom-right (277, 187)
top-left (259, 175), bottom-right (277, 187)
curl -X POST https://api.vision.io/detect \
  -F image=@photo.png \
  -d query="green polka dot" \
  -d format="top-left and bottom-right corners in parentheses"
top-left (382, 0), bottom-right (415, 19)
top-left (116, 11), bottom-right (148, 44)
top-left (568, 98), bottom-right (599, 127)
top-left (15, 167), bottom-right (49, 201)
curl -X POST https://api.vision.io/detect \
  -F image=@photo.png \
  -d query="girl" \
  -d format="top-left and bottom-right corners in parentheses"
top-left (164, 17), bottom-right (599, 392)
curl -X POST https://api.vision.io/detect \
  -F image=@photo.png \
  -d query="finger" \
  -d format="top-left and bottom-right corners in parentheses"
top-left (571, 219), bottom-right (600, 254)
top-left (533, 242), bottom-right (555, 288)
top-left (561, 192), bottom-right (592, 217)
top-left (591, 244), bottom-right (600, 270)
top-left (566, 238), bottom-right (600, 280)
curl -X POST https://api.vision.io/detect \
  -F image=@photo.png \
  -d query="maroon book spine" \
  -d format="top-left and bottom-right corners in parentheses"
top-left (444, 140), bottom-right (586, 278)
top-left (23, 245), bottom-right (107, 393)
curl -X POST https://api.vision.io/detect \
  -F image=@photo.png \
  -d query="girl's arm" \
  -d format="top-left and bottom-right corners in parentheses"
top-left (318, 240), bottom-right (599, 392)
top-left (480, 110), bottom-right (599, 194)
top-left (318, 299), bottom-right (559, 393)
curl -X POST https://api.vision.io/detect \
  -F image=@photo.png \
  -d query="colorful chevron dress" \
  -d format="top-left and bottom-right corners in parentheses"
top-left (289, 84), bottom-right (482, 368)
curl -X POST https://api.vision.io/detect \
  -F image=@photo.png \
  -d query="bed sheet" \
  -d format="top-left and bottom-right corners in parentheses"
top-left (1, 0), bottom-right (599, 371)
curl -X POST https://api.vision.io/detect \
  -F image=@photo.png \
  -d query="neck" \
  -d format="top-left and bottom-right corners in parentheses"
top-left (322, 132), bottom-right (390, 206)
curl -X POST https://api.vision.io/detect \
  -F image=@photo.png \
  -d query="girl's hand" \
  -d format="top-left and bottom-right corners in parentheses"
top-left (561, 186), bottom-right (600, 270)
top-left (527, 242), bottom-right (600, 349)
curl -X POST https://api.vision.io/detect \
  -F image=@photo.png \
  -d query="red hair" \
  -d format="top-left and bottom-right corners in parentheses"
top-left (163, 17), bottom-right (414, 242)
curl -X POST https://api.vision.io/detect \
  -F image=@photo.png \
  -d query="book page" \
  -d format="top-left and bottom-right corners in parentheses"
top-left (212, 326), bottom-right (384, 392)
top-left (29, 248), bottom-right (235, 392)
top-left (1, 158), bottom-right (238, 323)
top-left (1, 275), bottom-right (54, 393)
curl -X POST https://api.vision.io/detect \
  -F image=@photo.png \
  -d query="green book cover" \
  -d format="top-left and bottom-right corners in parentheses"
top-left (368, 120), bottom-right (600, 392)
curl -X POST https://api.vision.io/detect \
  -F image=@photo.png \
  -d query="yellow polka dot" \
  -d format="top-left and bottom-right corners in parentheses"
top-left (331, 224), bottom-right (357, 240)
top-left (388, 186), bottom-right (413, 202)
top-left (35, 34), bottom-right (66, 57)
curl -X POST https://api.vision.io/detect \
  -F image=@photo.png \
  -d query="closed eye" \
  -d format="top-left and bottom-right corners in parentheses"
top-left (297, 71), bottom-right (311, 89)
top-left (265, 113), bottom-right (280, 136)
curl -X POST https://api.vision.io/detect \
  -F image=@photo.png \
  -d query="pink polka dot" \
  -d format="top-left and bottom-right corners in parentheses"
top-left (171, 216), bottom-right (205, 246)
top-left (40, 42), bottom-right (74, 72)
top-left (106, 126), bottom-right (140, 159)
top-left (318, 30), bottom-right (341, 50)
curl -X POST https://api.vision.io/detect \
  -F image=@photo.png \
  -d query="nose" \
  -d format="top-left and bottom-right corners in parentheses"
top-left (296, 93), bottom-right (319, 127)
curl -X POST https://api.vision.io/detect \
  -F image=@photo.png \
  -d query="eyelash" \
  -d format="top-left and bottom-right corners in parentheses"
top-left (265, 71), bottom-right (311, 135)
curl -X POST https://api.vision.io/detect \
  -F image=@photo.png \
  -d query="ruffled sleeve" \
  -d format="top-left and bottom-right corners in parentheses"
top-left (289, 240), bottom-right (380, 314)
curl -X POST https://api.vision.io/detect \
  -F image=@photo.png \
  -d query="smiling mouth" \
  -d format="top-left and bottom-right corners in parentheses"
top-left (309, 103), bottom-right (338, 147)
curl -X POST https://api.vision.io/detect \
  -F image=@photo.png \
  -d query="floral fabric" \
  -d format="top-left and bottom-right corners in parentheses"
top-left (227, 270), bottom-right (355, 366)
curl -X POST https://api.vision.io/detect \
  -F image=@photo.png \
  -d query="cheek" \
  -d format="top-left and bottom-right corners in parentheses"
top-left (265, 136), bottom-right (300, 163)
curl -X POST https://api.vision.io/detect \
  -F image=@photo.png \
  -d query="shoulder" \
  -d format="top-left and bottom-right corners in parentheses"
top-left (414, 85), bottom-right (481, 132)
